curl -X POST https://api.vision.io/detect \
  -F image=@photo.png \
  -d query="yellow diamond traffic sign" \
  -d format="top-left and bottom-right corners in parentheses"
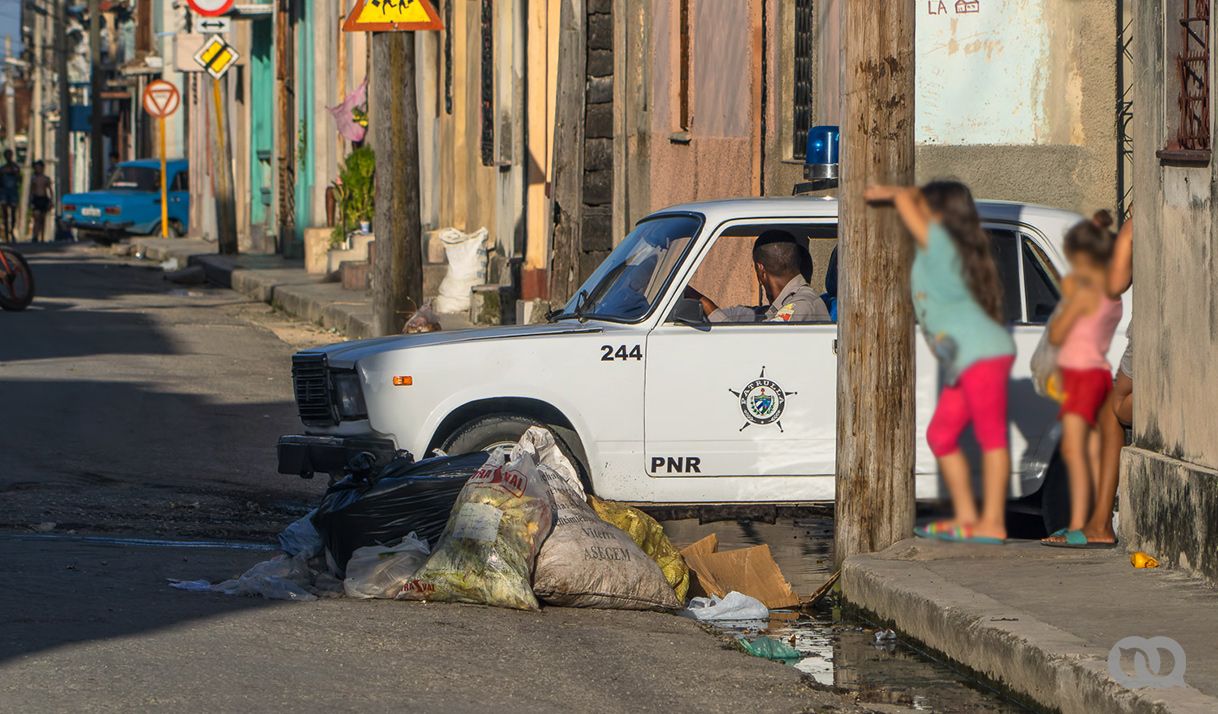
top-left (192, 36), bottom-right (240, 80)
top-left (342, 0), bottom-right (443, 32)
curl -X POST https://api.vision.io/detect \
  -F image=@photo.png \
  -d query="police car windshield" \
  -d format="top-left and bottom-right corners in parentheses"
top-left (554, 215), bottom-right (701, 323)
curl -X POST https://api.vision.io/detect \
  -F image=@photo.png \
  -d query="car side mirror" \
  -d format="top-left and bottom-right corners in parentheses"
top-left (670, 298), bottom-right (710, 331)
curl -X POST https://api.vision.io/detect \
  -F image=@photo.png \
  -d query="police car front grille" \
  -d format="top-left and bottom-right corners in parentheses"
top-left (292, 353), bottom-right (336, 426)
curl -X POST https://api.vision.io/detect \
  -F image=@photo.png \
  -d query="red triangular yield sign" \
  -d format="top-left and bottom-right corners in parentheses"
top-left (342, 0), bottom-right (443, 32)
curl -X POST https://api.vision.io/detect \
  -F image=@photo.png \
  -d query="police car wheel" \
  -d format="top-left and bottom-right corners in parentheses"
top-left (441, 413), bottom-right (590, 488)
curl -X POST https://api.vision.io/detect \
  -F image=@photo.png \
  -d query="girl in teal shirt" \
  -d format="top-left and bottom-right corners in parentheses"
top-left (865, 180), bottom-right (1015, 544)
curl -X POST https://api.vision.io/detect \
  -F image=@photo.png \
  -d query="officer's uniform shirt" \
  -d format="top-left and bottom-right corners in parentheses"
top-left (709, 276), bottom-right (830, 323)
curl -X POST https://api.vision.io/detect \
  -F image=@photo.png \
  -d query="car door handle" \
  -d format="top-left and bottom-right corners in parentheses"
top-left (833, 339), bottom-right (838, 355)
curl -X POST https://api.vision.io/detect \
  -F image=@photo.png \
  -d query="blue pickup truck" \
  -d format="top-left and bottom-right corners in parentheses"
top-left (62, 159), bottom-right (190, 243)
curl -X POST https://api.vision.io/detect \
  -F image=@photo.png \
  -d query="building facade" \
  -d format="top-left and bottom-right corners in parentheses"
top-left (546, 0), bottom-right (1121, 301)
top-left (1123, 0), bottom-right (1218, 586)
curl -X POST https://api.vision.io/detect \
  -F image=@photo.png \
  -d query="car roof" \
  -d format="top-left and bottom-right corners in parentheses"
top-left (649, 196), bottom-right (1083, 240)
top-left (120, 159), bottom-right (188, 170)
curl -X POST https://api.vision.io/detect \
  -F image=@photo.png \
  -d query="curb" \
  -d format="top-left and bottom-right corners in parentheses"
top-left (841, 552), bottom-right (1218, 714)
top-left (188, 254), bottom-right (376, 339)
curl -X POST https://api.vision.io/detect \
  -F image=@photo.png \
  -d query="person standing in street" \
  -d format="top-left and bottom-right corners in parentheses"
top-left (0, 149), bottom-right (20, 242)
top-left (29, 160), bottom-right (53, 243)
top-left (865, 180), bottom-right (1016, 545)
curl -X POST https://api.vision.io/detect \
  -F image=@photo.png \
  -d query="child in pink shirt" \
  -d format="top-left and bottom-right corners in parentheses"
top-left (1043, 219), bottom-right (1122, 548)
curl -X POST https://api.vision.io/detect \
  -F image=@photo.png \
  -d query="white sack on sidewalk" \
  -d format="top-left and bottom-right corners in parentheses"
top-left (433, 227), bottom-right (488, 314)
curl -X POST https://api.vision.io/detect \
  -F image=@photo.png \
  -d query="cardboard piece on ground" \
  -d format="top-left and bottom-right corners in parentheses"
top-left (679, 534), bottom-right (800, 609)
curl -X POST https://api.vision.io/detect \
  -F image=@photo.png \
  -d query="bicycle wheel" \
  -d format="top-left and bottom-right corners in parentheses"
top-left (0, 246), bottom-right (35, 311)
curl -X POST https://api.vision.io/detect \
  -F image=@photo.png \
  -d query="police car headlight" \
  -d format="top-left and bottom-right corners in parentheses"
top-left (332, 372), bottom-right (368, 419)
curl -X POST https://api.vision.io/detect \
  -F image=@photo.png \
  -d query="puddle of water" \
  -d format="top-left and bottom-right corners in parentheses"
top-left (662, 515), bottom-right (1030, 712)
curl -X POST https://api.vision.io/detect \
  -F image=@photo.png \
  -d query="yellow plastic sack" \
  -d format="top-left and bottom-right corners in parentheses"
top-left (588, 496), bottom-right (690, 603)
top-left (399, 436), bottom-right (555, 610)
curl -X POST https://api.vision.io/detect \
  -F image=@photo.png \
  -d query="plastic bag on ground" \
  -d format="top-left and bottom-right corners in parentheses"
top-left (737, 635), bottom-right (802, 662)
top-left (278, 509), bottom-right (323, 558)
top-left (403, 302), bottom-right (442, 334)
top-left (313, 452), bottom-right (487, 575)
top-left (433, 227), bottom-right (488, 314)
top-left (531, 431), bottom-right (681, 611)
top-left (169, 553), bottom-right (318, 602)
top-left (683, 591), bottom-right (769, 622)
top-left (399, 432), bottom-right (555, 610)
top-left (588, 496), bottom-right (690, 603)
top-left (343, 532), bottom-right (431, 599)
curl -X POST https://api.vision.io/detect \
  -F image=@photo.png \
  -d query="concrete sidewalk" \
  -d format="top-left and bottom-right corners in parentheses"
top-left (125, 237), bottom-right (471, 339)
top-left (843, 539), bottom-right (1218, 714)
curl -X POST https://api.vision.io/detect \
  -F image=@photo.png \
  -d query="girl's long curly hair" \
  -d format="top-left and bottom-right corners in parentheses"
top-left (921, 180), bottom-right (1005, 324)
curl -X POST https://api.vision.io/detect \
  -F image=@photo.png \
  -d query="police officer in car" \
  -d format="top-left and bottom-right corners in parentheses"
top-left (686, 230), bottom-right (830, 323)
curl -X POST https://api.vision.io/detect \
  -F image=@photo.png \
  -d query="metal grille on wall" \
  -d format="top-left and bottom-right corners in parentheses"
top-left (480, 0), bottom-right (494, 166)
top-left (792, 0), bottom-right (814, 160)
top-left (444, 0), bottom-right (453, 114)
top-left (1116, 0), bottom-right (1134, 218)
top-left (1173, 0), bottom-right (1211, 152)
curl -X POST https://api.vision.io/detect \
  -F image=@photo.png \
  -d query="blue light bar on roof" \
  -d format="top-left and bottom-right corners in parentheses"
top-left (804, 125), bottom-right (840, 181)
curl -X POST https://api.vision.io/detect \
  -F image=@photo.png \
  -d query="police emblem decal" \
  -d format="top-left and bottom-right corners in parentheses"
top-left (729, 367), bottom-right (797, 432)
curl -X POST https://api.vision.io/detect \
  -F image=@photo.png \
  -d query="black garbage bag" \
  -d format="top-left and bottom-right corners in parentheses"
top-left (313, 451), bottom-right (489, 575)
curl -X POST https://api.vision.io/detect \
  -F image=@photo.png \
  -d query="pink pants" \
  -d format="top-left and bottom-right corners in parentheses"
top-left (927, 355), bottom-right (1014, 457)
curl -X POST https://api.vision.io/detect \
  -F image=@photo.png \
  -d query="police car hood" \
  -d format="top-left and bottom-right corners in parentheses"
top-left (315, 321), bottom-right (605, 368)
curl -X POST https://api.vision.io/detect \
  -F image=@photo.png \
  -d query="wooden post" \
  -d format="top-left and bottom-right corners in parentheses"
top-left (834, 0), bottom-right (916, 568)
top-left (370, 32), bottom-right (423, 335)
top-left (212, 77), bottom-right (238, 254)
top-left (275, 0), bottom-right (296, 253)
top-left (547, 0), bottom-right (587, 304)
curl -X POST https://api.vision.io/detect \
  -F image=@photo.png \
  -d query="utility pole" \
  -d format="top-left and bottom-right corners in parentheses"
top-left (18, 16), bottom-right (39, 240)
top-left (55, 0), bottom-right (70, 208)
top-left (87, 0), bottom-right (102, 189)
top-left (834, 0), bottom-right (916, 567)
top-left (369, 32), bottom-right (422, 334)
top-left (211, 76), bottom-right (237, 254)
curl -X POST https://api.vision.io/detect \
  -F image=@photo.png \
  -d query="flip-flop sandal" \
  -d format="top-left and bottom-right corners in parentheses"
top-left (914, 520), bottom-right (958, 541)
top-left (941, 524), bottom-right (1005, 545)
top-left (1042, 529), bottom-right (1118, 549)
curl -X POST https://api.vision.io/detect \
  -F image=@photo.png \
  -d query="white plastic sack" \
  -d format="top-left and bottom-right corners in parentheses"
top-left (683, 591), bottom-right (769, 622)
top-left (343, 533), bottom-right (431, 599)
top-left (169, 553), bottom-right (318, 602)
top-left (433, 227), bottom-right (488, 314)
top-left (1031, 305), bottom-right (1064, 401)
top-left (531, 429), bottom-right (682, 611)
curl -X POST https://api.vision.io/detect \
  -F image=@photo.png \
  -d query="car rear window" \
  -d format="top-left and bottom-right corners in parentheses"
top-left (107, 166), bottom-right (160, 191)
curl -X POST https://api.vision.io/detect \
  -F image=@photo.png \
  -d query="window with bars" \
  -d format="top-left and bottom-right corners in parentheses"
top-left (1161, 0), bottom-right (1211, 163)
top-left (480, 0), bottom-right (495, 166)
top-left (444, 0), bottom-right (453, 115)
top-left (677, 0), bottom-right (691, 131)
top-left (792, 0), bottom-right (814, 160)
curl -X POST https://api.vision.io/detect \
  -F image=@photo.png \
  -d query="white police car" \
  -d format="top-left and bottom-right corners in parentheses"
top-left (280, 197), bottom-right (1128, 529)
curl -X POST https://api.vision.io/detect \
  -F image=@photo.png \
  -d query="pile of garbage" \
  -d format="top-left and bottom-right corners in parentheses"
top-left (172, 428), bottom-right (692, 612)
top-left (173, 427), bottom-right (805, 629)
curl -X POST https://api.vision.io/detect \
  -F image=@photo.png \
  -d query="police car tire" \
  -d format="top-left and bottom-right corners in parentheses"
top-left (442, 413), bottom-right (590, 488)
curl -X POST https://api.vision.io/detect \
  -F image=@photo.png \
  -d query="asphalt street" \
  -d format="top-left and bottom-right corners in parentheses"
top-left (0, 244), bottom-right (863, 713)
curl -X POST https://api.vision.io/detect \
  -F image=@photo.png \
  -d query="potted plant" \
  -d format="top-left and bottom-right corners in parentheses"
top-left (331, 146), bottom-right (375, 247)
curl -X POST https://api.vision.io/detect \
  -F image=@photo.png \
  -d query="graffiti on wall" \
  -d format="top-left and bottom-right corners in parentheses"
top-left (916, 0), bottom-right (1047, 146)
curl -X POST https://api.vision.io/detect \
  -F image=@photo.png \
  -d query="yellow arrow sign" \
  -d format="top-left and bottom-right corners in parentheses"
top-left (343, 0), bottom-right (443, 32)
